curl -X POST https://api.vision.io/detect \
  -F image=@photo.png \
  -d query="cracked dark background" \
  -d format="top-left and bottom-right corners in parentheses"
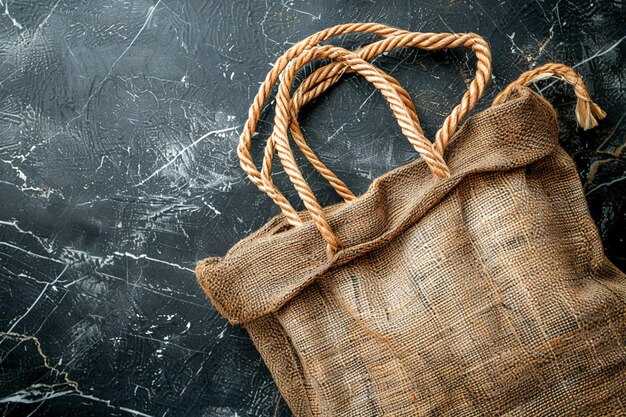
top-left (0, 1), bottom-right (624, 416)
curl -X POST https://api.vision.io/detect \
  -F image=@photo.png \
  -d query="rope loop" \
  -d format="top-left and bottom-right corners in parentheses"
top-left (236, 23), bottom-right (492, 253)
top-left (492, 63), bottom-right (606, 130)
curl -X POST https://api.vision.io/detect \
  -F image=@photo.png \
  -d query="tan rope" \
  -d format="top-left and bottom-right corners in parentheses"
top-left (238, 23), bottom-right (492, 234)
top-left (266, 44), bottom-right (444, 253)
top-left (492, 63), bottom-right (606, 129)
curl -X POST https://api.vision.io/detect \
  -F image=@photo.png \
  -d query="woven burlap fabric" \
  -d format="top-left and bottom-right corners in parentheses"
top-left (196, 87), bottom-right (626, 416)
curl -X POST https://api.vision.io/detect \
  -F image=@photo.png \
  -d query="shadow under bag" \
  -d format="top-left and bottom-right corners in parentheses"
top-left (196, 23), bottom-right (626, 416)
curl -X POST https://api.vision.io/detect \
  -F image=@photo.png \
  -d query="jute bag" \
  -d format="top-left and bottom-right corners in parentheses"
top-left (196, 23), bottom-right (626, 416)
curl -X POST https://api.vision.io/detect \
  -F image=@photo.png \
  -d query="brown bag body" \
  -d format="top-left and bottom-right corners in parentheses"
top-left (196, 25), bottom-right (626, 416)
top-left (196, 23), bottom-right (626, 417)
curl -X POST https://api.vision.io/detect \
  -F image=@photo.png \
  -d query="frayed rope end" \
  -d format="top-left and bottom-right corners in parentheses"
top-left (575, 98), bottom-right (607, 130)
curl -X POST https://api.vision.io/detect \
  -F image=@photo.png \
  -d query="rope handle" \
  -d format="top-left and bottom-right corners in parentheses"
top-left (237, 23), bottom-right (492, 239)
top-left (492, 63), bottom-right (606, 129)
top-left (265, 44), bottom-right (443, 253)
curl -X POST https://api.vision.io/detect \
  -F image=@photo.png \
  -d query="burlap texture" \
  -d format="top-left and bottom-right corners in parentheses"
top-left (196, 88), bottom-right (626, 416)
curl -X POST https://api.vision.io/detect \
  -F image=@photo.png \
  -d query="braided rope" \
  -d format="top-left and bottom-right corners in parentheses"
top-left (238, 23), bottom-right (492, 233)
top-left (492, 63), bottom-right (606, 130)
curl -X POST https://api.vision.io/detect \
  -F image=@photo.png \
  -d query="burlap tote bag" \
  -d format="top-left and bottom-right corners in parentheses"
top-left (195, 23), bottom-right (626, 416)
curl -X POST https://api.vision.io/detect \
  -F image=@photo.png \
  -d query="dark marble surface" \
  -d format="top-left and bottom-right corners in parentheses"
top-left (0, 1), bottom-right (624, 416)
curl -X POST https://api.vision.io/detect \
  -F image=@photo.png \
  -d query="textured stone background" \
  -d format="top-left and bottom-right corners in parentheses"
top-left (0, 1), bottom-right (624, 416)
